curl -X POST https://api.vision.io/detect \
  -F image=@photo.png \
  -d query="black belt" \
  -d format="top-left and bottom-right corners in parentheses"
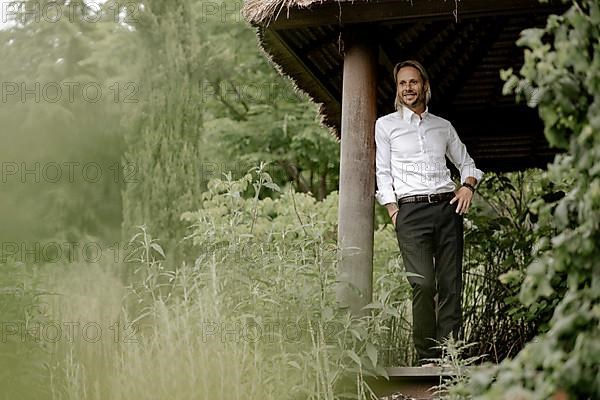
top-left (397, 191), bottom-right (455, 205)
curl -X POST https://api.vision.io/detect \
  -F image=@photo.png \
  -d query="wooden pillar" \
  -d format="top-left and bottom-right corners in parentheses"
top-left (336, 27), bottom-right (378, 315)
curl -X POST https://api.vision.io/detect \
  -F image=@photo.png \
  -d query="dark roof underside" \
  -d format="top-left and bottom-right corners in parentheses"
top-left (250, 1), bottom-right (567, 171)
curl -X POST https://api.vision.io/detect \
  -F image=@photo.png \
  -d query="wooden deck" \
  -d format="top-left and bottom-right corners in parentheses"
top-left (370, 367), bottom-right (462, 400)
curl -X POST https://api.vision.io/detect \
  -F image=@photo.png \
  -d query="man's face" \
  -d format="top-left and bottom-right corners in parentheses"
top-left (396, 66), bottom-right (428, 110)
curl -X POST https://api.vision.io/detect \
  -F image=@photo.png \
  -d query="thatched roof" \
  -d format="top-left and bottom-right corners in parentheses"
top-left (242, 0), bottom-right (566, 170)
top-left (242, 0), bottom-right (456, 28)
top-left (242, 0), bottom-right (349, 141)
top-left (243, 0), bottom-right (324, 27)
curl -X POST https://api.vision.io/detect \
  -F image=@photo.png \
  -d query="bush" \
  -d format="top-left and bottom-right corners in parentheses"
top-left (460, 170), bottom-right (569, 362)
top-left (449, 1), bottom-right (600, 398)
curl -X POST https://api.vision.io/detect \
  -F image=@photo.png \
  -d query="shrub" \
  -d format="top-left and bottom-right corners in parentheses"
top-left (449, 1), bottom-right (600, 398)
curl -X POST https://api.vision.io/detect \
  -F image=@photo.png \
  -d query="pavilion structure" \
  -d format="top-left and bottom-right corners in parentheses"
top-left (242, 0), bottom-right (565, 397)
top-left (242, 0), bottom-right (564, 331)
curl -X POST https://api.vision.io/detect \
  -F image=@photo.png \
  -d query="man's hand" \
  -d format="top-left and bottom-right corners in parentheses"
top-left (385, 203), bottom-right (399, 225)
top-left (450, 186), bottom-right (473, 215)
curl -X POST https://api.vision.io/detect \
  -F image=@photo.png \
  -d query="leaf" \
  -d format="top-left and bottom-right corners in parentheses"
top-left (366, 342), bottom-right (378, 368)
top-left (349, 329), bottom-right (362, 341)
top-left (347, 349), bottom-right (361, 367)
top-left (399, 271), bottom-right (424, 279)
top-left (554, 200), bottom-right (569, 227)
top-left (517, 27), bottom-right (545, 48)
top-left (382, 306), bottom-right (401, 318)
top-left (375, 365), bottom-right (390, 380)
top-left (263, 182), bottom-right (280, 192)
top-left (150, 243), bottom-right (165, 258)
top-left (287, 361), bottom-right (301, 370)
top-left (361, 302), bottom-right (384, 310)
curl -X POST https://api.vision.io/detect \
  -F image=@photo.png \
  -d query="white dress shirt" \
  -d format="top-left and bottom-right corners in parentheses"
top-left (375, 105), bottom-right (484, 205)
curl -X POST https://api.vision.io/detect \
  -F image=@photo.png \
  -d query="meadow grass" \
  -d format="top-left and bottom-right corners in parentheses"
top-left (37, 253), bottom-right (394, 400)
top-left (3, 170), bottom-right (414, 399)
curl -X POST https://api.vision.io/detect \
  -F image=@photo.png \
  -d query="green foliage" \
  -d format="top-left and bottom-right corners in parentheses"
top-left (427, 338), bottom-right (487, 398)
top-left (0, 262), bottom-right (50, 400)
top-left (121, 0), bottom-right (208, 260)
top-left (121, 0), bottom-right (339, 267)
top-left (204, 90), bottom-right (340, 200)
top-left (199, 0), bottom-right (340, 200)
top-left (176, 165), bottom-right (414, 397)
top-left (460, 170), bottom-right (569, 361)
top-left (451, 1), bottom-right (600, 398)
top-left (0, 0), bottom-right (133, 246)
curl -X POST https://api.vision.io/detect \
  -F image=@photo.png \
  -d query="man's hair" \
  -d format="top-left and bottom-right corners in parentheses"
top-left (393, 60), bottom-right (432, 111)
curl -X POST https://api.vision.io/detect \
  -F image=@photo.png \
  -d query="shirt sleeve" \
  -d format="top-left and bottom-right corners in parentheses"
top-left (445, 123), bottom-right (484, 183)
top-left (374, 119), bottom-right (397, 205)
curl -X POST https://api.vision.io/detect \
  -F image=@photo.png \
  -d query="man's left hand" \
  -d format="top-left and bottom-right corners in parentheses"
top-left (450, 187), bottom-right (473, 215)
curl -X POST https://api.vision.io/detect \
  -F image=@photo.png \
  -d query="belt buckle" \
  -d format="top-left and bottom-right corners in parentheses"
top-left (427, 193), bottom-right (433, 203)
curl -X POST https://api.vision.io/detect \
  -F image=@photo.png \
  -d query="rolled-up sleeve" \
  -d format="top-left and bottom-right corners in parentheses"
top-left (375, 119), bottom-right (397, 205)
top-left (446, 123), bottom-right (484, 183)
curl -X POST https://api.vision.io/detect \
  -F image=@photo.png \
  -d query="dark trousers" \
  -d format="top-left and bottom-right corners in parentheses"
top-left (394, 199), bottom-right (464, 362)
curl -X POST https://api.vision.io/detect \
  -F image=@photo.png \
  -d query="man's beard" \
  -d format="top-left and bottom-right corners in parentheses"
top-left (399, 91), bottom-right (425, 108)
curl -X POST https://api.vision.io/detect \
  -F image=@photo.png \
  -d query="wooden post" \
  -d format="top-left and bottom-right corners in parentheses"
top-left (336, 27), bottom-right (377, 315)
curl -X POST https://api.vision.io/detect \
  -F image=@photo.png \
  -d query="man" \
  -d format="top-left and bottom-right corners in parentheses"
top-left (374, 60), bottom-right (484, 365)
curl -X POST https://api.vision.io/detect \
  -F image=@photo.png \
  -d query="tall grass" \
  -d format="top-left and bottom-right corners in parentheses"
top-left (42, 262), bottom-right (125, 400)
top-left (0, 261), bottom-right (51, 400)
top-left (17, 166), bottom-right (413, 400)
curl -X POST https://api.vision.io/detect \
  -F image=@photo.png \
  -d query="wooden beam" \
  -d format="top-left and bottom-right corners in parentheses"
top-left (261, 28), bottom-right (343, 132)
top-left (440, 18), bottom-right (506, 107)
top-left (335, 26), bottom-right (377, 315)
top-left (268, 0), bottom-right (564, 30)
top-left (270, 29), bottom-right (339, 103)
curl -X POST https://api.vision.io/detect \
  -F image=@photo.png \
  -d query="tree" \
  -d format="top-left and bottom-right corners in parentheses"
top-left (199, 0), bottom-right (340, 200)
top-left (121, 0), bottom-right (340, 267)
top-left (0, 0), bottom-right (135, 254)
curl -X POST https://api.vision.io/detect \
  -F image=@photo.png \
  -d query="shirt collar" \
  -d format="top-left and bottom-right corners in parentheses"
top-left (399, 105), bottom-right (429, 122)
